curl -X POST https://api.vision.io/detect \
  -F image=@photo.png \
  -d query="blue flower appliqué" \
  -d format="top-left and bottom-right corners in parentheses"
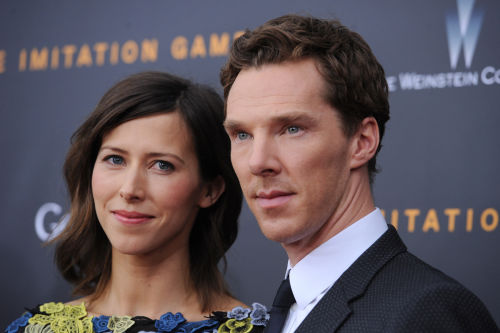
top-left (155, 312), bottom-right (186, 332)
top-left (176, 319), bottom-right (218, 333)
top-left (249, 303), bottom-right (269, 326)
top-left (92, 315), bottom-right (111, 333)
top-left (226, 306), bottom-right (251, 321)
top-left (5, 312), bottom-right (32, 333)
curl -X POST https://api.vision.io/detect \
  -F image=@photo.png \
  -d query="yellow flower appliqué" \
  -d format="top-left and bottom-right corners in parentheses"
top-left (218, 318), bottom-right (253, 333)
top-left (24, 323), bottom-right (54, 333)
top-left (40, 303), bottom-right (65, 315)
top-left (28, 303), bottom-right (92, 333)
top-left (50, 316), bottom-right (83, 333)
top-left (29, 315), bottom-right (53, 326)
top-left (80, 318), bottom-right (93, 333)
top-left (107, 316), bottom-right (134, 333)
top-left (61, 304), bottom-right (87, 320)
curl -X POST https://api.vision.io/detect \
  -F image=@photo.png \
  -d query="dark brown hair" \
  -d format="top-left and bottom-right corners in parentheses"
top-left (55, 71), bottom-right (242, 311)
top-left (220, 14), bottom-right (390, 182)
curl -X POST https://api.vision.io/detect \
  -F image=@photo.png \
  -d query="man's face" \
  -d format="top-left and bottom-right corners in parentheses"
top-left (225, 59), bottom-right (355, 251)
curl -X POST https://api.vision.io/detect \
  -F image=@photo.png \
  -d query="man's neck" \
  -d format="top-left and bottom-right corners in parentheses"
top-left (283, 170), bottom-right (375, 266)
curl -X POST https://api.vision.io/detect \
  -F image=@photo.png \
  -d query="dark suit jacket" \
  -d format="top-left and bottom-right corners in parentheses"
top-left (294, 226), bottom-right (499, 332)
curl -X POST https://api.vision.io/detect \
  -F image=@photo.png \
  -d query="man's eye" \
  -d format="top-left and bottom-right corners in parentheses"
top-left (237, 132), bottom-right (250, 141)
top-left (287, 126), bottom-right (301, 134)
top-left (155, 160), bottom-right (174, 171)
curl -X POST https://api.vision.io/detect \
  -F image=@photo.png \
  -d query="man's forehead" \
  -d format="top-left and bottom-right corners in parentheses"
top-left (227, 91), bottom-right (315, 111)
top-left (229, 60), bottom-right (325, 95)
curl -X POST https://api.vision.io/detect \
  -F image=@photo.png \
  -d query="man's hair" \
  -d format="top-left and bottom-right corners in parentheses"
top-left (55, 71), bottom-right (242, 312)
top-left (220, 14), bottom-right (390, 182)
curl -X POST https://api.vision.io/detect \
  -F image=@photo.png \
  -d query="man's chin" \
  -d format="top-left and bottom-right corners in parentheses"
top-left (258, 222), bottom-right (299, 244)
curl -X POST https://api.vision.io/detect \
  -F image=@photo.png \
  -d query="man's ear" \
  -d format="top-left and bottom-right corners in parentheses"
top-left (350, 117), bottom-right (380, 170)
top-left (198, 175), bottom-right (226, 208)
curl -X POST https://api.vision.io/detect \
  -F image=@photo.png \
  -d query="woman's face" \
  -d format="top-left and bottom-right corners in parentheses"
top-left (92, 112), bottom-right (217, 256)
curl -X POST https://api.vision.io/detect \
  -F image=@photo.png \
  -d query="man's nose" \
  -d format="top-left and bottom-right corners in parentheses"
top-left (248, 136), bottom-right (281, 176)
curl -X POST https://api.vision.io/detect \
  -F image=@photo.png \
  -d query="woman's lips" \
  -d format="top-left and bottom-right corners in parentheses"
top-left (255, 191), bottom-right (294, 209)
top-left (112, 210), bottom-right (154, 224)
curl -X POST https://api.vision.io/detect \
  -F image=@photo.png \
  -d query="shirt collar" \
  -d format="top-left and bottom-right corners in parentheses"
top-left (286, 208), bottom-right (388, 309)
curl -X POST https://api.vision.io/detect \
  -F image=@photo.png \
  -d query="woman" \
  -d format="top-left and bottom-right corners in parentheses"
top-left (6, 72), bottom-right (268, 333)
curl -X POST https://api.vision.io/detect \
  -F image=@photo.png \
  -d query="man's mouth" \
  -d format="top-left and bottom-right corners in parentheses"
top-left (255, 190), bottom-right (295, 209)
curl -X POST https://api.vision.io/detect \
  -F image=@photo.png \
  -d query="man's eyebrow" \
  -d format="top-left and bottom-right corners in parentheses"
top-left (222, 120), bottom-right (241, 131)
top-left (272, 112), bottom-right (317, 125)
top-left (223, 112), bottom-right (318, 131)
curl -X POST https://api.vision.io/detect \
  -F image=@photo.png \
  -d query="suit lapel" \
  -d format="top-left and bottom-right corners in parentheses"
top-left (294, 280), bottom-right (351, 333)
top-left (295, 226), bottom-right (406, 333)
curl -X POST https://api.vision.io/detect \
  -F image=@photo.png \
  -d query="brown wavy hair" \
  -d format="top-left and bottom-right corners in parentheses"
top-left (220, 14), bottom-right (390, 183)
top-left (54, 71), bottom-right (242, 312)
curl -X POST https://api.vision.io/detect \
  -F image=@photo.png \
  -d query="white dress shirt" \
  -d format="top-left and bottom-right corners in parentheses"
top-left (281, 208), bottom-right (388, 333)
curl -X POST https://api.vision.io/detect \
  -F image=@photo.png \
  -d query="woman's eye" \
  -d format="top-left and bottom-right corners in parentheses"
top-left (106, 155), bottom-right (124, 165)
top-left (287, 126), bottom-right (301, 134)
top-left (237, 132), bottom-right (250, 141)
top-left (155, 160), bottom-right (174, 171)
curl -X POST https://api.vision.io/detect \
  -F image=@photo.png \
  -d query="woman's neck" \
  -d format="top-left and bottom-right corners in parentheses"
top-left (85, 245), bottom-right (206, 321)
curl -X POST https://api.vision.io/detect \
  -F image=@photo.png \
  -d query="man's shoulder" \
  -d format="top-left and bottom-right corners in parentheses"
top-left (295, 227), bottom-right (499, 332)
top-left (375, 249), bottom-right (460, 288)
top-left (346, 235), bottom-right (499, 331)
top-left (348, 225), bottom-right (465, 291)
top-left (360, 229), bottom-right (481, 300)
top-left (368, 251), bottom-right (498, 330)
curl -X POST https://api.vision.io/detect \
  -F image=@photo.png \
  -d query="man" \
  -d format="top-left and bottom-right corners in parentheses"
top-left (220, 14), bottom-right (498, 332)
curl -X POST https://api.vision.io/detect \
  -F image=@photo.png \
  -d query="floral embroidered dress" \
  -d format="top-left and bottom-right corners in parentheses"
top-left (5, 302), bottom-right (268, 333)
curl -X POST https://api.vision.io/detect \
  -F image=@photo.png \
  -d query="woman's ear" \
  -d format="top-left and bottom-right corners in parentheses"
top-left (350, 117), bottom-right (380, 170)
top-left (198, 175), bottom-right (226, 208)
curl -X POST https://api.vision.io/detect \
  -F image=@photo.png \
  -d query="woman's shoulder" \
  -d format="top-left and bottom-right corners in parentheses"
top-left (5, 301), bottom-right (269, 333)
top-left (5, 302), bottom-right (92, 333)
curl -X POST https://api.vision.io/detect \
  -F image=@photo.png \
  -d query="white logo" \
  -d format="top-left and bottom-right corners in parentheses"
top-left (35, 202), bottom-right (69, 241)
top-left (445, 0), bottom-right (484, 69)
top-left (385, 0), bottom-right (500, 91)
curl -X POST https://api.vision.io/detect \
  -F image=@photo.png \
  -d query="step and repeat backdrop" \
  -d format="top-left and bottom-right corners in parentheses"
top-left (1, 0), bottom-right (499, 327)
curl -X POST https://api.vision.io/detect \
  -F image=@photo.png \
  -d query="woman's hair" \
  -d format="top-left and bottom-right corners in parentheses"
top-left (55, 71), bottom-right (242, 311)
